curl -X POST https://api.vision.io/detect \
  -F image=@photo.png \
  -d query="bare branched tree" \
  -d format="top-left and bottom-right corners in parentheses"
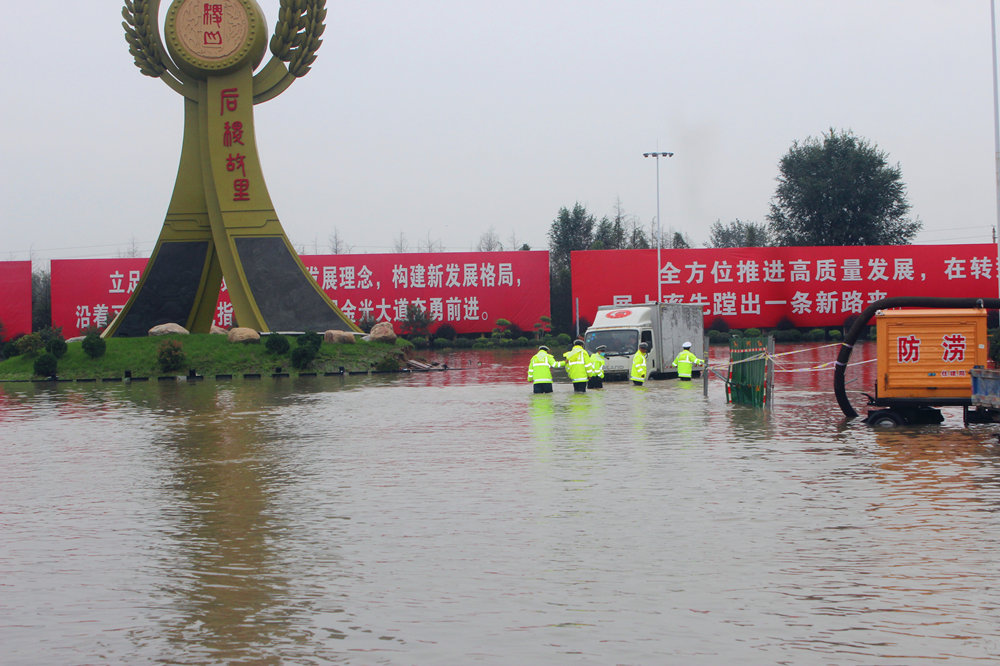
top-left (476, 227), bottom-right (504, 252)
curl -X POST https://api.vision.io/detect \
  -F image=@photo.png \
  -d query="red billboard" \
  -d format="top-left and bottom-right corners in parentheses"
top-left (0, 261), bottom-right (32, 339)
top-left (51, 251), bottom-right (550, 337)
top-left (571, 244), bottom-right (1000, 329)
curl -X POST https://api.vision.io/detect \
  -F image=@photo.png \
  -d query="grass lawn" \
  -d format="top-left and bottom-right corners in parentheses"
top-left (0, 334), bottom-right (411, 381)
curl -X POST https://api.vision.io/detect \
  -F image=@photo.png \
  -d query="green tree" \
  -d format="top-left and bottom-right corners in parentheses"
top-left (548, 203), bottom-right (595, 333)
top-left (32, 270), bottom-right (51, 332)
top-left (548, 203), bottom-right (595, 272)
top-left (669, 231), bottom-right (691, 249)
top-left (767, 129), bottom-right (920, 246)
top-left (591, 216), bottom-right (625, 250)
top-left (709, 219), bottom-right (773, 248)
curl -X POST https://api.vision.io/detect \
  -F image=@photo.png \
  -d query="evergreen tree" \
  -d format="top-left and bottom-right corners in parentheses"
top-left (767, 129), bottom-right (920, 246)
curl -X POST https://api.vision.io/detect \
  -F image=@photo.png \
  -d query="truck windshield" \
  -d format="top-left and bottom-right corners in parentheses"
top-left (585, 329), bottom-right (639, 356)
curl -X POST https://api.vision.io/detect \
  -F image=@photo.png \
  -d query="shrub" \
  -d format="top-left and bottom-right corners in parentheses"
top-left (1, 341), bottom-right (17, 359)
top-left (432, 337), bottom-right (452, 349)
top-left (774, 316), bottom-right (796, 331)
top-left (157, 339), bottom-right (186, 372)
top-left (265, 333), bottom-right (290, 355)
top-left (401, 305), bottom-right (430, 338)
top-left (772, 328), bottom-right (802, 343)
top-left (708, 317), bottom-right (730, 332)
top-left (743, 328), bottom-right (762, 338)
top-left (434, 323), bottom-right (457, 341)
top-left (290, 345), bottom-right (316, 369)
top-left (37, 326), bottom-right (64, 346)
top-left (828, 329), bottom-right (843, 341)
top-left (452, 337), bottom-right (474, 349)
top-left (374, 355), bottom-right (401, 372)
top-left (515, 336), bottom-right (530, 347)
top-left (82, 331), bottom-right (106, 359)
top-left (16, 333), bottom-right (44, 356)
top-left (472, 336), bottom-right (491, 349)
top-left (46, 337), bottom-right (68, 359)
top-left (708, 330), bottom-right (730, 344)
top-left (492, 318), bottom-right (512, 339)
top-left (555, 333), bottom-right (572, 347)
top-left (806, 328), bottom-right (826, 342)
top-left (297, 331), bottom-right (323, 352)
top-left (533, 316), bottom-right (552, 339)
top-left (33, 352), bottom-right (58, 378)
top-left (357, 314), bottom-right (376, 333)
top-left (410, 336), bottom-right (429, 349)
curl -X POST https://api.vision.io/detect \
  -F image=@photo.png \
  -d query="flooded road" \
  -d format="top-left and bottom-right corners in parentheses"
top-left (2, 343), bottom-right (1000, 664)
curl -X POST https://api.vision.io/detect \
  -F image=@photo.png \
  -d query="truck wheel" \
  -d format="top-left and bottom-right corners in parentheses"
top-left (869, 411), bottom-right (902, 427)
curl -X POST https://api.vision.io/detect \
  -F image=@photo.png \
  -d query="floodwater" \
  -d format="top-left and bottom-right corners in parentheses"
top-left (2, 342), bottom-right (1000, 665)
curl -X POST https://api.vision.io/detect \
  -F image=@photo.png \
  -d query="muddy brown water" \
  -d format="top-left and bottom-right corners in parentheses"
top-left (2, 343), bottom-right (1000, 664)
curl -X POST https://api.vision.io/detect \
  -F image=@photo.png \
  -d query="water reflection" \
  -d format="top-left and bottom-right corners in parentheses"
top-left (140, 384), bottom-right (298, 661)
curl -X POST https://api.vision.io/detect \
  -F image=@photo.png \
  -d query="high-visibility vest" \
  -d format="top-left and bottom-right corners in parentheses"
top-left (589, 353), bottom-right (606, 379)
top-left (527, 350), bottom-right (561, 383)
top-left (630, 350), bottom-right (647, 383)
top-left (672, 349), bottom-right (704, 378)
top-left (563, 345), bottom-right (592, 383)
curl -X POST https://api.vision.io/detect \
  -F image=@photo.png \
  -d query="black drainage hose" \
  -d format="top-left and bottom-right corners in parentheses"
top-left (834, 296), bottom-right (1000, 419)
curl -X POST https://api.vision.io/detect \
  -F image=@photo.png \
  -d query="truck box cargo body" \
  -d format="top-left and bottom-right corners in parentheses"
top-left (875, 308), bottom-right (987, 400)
top-left (583, 303), bottom-right (704, 379)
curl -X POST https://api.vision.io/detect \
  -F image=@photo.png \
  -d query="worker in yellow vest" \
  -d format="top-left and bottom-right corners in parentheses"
top-left (587, 345), bottom-right (607, 389)
top-left (630, 342), bottom-right (649, 386)
top-left (563, 339), bottom-right (593, 393)
top-left (671, 341), bottom-right (704, 381)
top-left (527, 345), bottom-right (563, 394)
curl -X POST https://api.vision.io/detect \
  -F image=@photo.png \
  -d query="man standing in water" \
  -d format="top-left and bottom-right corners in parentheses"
top-left (588, 345), bottom-right (607, 389)
top-left (563, 339), bottom-right (593, 393)
top-left (671, 341), bottom-right (704, 381)
top-left (527, 345), bottom-right (562, 393)
top-left (631, 342), bottom-right (649, 386)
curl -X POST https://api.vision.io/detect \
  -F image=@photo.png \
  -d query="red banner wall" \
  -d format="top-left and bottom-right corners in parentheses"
top-left (0, 261), bottom-right (32, 340)
top-left (571, 245), bottom-right (1000, 329)
top-left (51, 251), bottom-right (550, 337)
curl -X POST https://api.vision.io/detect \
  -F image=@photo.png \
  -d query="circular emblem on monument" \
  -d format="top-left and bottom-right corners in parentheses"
top-left (165, 0), bottom-right (267, 77)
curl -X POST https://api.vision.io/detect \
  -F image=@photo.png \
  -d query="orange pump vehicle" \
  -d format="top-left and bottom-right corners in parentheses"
top-left (866, 308), bottom-right (988, 426)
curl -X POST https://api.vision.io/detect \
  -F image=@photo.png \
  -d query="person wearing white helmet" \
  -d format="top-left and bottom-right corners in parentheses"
top-left (671, 341), bottom-right (704, 381)
top-left (630, 341), bottom-right (650, 386)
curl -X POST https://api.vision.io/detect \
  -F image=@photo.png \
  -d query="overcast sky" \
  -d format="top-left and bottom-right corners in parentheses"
top-left (3, 1), bottom-right (999, 265)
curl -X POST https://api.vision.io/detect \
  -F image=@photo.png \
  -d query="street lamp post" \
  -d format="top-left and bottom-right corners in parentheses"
top-left (643, 151), bottom-right (674, 303)
top-left (991, 0), bottom-right (1000, 297)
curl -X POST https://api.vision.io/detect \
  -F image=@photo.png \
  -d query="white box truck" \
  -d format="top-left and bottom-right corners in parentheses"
top-left (583, 303), bottom-right (705, 380)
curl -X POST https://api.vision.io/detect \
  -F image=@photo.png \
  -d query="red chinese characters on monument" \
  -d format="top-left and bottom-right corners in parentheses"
top-left (218, 87), bottom-right (250, 202)
top-left (202, 3), bottom-right (224, 45)
top-left (571, 244), bottom-right (1000, 329)
top-left (50, 251), bottom-right (550, 337)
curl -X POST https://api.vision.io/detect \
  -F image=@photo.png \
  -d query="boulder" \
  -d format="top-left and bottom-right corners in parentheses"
top-left (325, 329), bottom-right (356, 344)
top-left (210, 325), bottom-right (228, 335)
top-left (149, 323), bottom-right (189, 336)
top-left (365, 321), bottom-right (397, 343)
top-left (227, 327), bottom-right (260, 343)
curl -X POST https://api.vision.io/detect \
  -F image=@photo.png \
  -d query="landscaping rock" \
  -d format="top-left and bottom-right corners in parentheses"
top-left (325, 330), bottom-right (356, 344)
top-left (227, 327), bottom-right (260, 343)
top-left (365, 322), bottom-right (396, 343)
top-left (210, 325), bottom-right (228, 335)
top-left (149, 323), bottom-right (189, 336)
